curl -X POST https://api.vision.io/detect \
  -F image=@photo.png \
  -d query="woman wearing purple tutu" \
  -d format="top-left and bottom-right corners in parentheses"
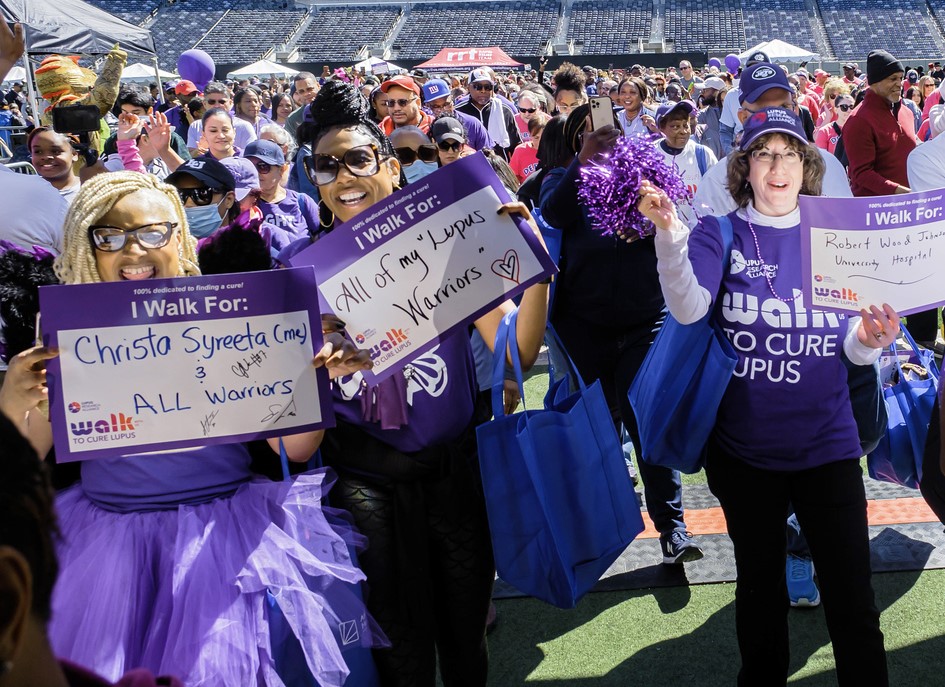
top-left (0, 171), bottom-right (384, 687)
top-left (279, 81), bottom-right (550, 686)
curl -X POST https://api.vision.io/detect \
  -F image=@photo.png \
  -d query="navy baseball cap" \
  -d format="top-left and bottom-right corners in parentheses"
top-left (422, 78), bottom-right (451, 103)
top-left (738, 62), bottom-right (791, 105)
top-left (740, 107), bottom-right (808, 150)
top-left (166, 158), bottom-right (235, 193)
top-left (745, 51), bottom-right (769, 66)
top-left (244, 139), bottom-right (286, 166)
top-left (655, 99), bottom-right (697, 126)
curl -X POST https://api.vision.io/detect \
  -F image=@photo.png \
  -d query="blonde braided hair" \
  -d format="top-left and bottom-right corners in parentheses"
top-left (55, 172), bottom-right (200, 285)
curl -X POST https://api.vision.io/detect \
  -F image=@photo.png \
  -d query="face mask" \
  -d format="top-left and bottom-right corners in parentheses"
top-left (404, 160), bottom-right (438, 184)
top-left (185, 201), bottom-right (225, 238)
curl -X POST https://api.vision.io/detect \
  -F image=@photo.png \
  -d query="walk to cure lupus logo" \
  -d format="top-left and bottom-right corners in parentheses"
top-left (68, 401), bottom-right (81, 414)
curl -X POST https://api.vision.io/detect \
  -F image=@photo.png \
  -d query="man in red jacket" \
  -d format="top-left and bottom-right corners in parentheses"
top-left (844, 49), bottom-right (916, 196)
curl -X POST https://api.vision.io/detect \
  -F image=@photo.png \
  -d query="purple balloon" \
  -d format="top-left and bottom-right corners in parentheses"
top-left (708, 57), bottom-right (722, 69)
top-left (724, 54), bottom-right (741, 73)
top-left (177, 49), bottom-right (215, 91)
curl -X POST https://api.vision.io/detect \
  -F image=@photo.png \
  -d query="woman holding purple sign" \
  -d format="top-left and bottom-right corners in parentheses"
top-left (0, 171), bottom-right (384, 687)
top-left (283, 81), bottom-right (550, 687)
top-left (638, 107), bottom-right (895, 686)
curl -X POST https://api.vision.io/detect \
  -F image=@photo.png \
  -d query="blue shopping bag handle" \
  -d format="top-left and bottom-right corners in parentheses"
top-left (491, 309), bottom-right (525, 418)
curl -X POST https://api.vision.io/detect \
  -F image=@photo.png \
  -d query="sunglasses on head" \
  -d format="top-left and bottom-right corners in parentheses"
top-left (518, 106), bottom-right (537, 114)
top-left (437, 140), bottom-right (462, 152)
top-left (305, 143), bottom-right (384, 186)
top-left (395, 144), bottom-right (439, 165)
top-left (383, 97), bottom-right (415, 108)
top-left (177, 186), bottom-right (221, 206)
top-left (88, 222), bottom-right (177, 252)
top-left (472, 83), bottom-right (494, 91)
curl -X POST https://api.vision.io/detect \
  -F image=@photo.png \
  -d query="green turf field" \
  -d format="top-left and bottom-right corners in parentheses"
top-left (486, 569), bottom-right (945, 685)
top-left (480, 365), bottom-right (945, 684)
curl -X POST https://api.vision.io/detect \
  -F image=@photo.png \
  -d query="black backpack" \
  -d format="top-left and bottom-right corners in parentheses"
top-left (832, 122), bottom-right (849, 171)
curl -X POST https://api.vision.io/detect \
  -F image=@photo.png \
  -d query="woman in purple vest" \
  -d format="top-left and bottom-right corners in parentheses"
top-left (639, 107), bottom-right (896, 686)
top-left (0, 171), bottom-right (381, 686)
top-left (283, 81), bottom-right (550, 687)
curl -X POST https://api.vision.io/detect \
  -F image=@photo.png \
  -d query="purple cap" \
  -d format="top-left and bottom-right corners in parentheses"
top-left (220, 157), bottom-right (259, 201)
top-left (655, 99), bottom-right (697, 126)
top-left (738, 62), bottom-right (791, 106)
top-left (739, 107), bottom-right (808, 150)
top-left (421, 78), bottom-right (451, 103)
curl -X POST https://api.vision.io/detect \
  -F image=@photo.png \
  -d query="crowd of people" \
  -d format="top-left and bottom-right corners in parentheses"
top-left (3, 14), bottom-right (945, 687)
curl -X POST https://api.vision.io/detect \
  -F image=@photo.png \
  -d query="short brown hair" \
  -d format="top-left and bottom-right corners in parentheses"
top-left (726, 133), bottom-right (825, 208)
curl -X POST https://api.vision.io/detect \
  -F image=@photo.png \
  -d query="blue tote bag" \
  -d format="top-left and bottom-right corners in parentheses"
top-left (477, 311), bottom-right (645, 609)
top-left (628, 216), bottom-right (737, 473)
top-left (867, 326), bottom-right (940, 489)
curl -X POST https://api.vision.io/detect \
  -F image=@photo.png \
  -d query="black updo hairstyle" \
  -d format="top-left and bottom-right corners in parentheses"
top-left (306, 81), bottom-right (407, 228)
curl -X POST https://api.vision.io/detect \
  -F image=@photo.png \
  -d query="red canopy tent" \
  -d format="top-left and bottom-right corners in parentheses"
top-left (413, 46), bottom-right (524, 71)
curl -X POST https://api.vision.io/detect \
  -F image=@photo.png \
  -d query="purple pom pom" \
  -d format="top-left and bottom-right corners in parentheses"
top-left (577, 135), bottom-right (691, 239)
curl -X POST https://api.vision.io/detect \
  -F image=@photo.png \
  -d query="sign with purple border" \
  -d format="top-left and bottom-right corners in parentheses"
top-left (799, 189), bottom-right (945, 316)
top-left (289, 153), bottom-right (556, 382)
top-left (40, 268), bottom-right (332, 462)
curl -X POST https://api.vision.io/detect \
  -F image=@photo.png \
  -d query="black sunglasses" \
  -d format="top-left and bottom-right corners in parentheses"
top-left (383, 97), bottom-right (415, 108)
top-left (437, 140), bottom-right (462, 152)
top-left (395, 144), bottom-right (439, 165)
top-left (251, 160), bottom-right (274, 174)
top-left (305, 144), bottom-right (385, 186)
top-left (518, 106), bottom-right (537, 114)
top-left (837, 103), bottom-right (854, 112)
top-left (472, 83), bottom-right (494, 91)
top-left (88, 222), bottom-right (177, 252)
top-left (177, 186), bottom-right (221, 206)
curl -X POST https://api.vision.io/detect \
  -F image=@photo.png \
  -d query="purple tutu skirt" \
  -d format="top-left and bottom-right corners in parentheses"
top-left (48, 469), bottom-right (385, 687)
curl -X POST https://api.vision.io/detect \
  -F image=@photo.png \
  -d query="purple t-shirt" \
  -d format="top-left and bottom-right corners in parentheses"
top-left (331, 331), bottom-right (478, 453)
top-left (689, 213), bottom-right (862, 471)
top-left (80, 443), bottom-right (253, 512)
top-left (258, 188), bottom-right (320, 251)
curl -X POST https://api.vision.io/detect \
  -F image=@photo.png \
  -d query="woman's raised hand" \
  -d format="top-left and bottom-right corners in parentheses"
top-left (313, 331), bottom-right (373, 379)
top-left (578, 120), bottom-right (621, 165)
top-left (637, 180), bottom-right (680, 232)
top-left (0, 345), bottom-right (59, 422)
top-left (857, 304), bottom-right (901, 349)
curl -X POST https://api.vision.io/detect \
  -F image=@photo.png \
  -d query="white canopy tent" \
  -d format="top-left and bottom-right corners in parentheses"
top-left (739, 39), bottom-right (820, 65)
top-left (1, 65), bottom-right (26, 83)
top-left (227, 59), bottom-right (299, 78)
top-left (354, 57), bottom-right (405, 75)
top-left (121, 62), bottom-right (177, 82)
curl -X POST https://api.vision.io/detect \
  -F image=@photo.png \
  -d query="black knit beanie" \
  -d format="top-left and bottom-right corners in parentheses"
top-left (867, 50), bottom-right (904, 85)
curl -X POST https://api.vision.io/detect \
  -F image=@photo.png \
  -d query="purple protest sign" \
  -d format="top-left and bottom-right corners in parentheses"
top-left (799, 190), bottom-right (945, 316)
top-left (290, 153), bottom-right (556, 382)
top-left (39, 267), bottom-right (332, 462)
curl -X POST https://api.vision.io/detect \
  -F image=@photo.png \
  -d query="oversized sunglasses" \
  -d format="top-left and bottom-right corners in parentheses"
top-left (251, 160), bottom-right (274, 174)
top-left (177, 186), bottom-right (221, 206)
top-left (837, 103), bottom-right (854, 112)
top-left (305, 144), bottom-right (385, 186)
top-left (437, 140), bottom-right (462, 152)
top-left (89, 222), bottom-right (177, 252)
top-left (395, 144), bottom-right (439, 165)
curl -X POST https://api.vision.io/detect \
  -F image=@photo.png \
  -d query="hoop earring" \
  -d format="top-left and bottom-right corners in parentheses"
top-left (319, 199), bottom-right (335, 229)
